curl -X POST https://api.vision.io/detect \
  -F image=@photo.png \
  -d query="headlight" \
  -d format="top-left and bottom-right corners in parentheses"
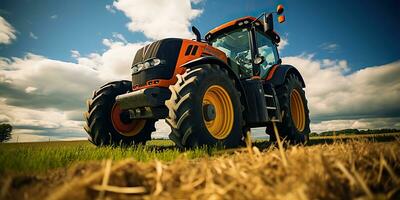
top-left (132, 66), bottom-right (139, 73)
top-left (132, 58), bottom-right (165, 74)
top-left (144, 62), bottom-right (151, 69)
top-left (152, 58), bottom-right (161, 66)
top-left (137, 63), bottom-right (144, 71)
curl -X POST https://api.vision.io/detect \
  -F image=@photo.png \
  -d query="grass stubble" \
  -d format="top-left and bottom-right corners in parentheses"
top-left (0, 137), bottom-right (399, 200)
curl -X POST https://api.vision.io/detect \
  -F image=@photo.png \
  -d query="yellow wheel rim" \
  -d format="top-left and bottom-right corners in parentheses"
top-left (202, 85), bottom-right (234, 139)
top-left (290, 89), bottom-right (306, 132)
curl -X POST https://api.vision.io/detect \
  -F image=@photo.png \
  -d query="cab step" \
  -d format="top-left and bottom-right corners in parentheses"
top-left (263, 83), bottom-right (282, 122)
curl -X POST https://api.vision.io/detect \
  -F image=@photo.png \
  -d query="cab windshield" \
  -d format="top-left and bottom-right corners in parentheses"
top-left (210, 28), bottom-right (252, 76)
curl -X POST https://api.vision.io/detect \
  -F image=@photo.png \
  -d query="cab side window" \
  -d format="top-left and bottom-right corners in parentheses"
top-left (255, 30), bottom-right (278, 77)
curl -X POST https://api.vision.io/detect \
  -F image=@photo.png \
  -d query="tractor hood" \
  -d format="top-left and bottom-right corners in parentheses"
top-left (132, 38), bottom-right (183, 69)
top-left (131, 38), bottom-right (183, 87)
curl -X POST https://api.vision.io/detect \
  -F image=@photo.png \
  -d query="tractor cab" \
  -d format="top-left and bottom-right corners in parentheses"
top-left (204, 9), bottom-right (285, 80)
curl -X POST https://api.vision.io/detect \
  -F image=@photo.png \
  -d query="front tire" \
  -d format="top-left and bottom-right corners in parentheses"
top-left (166, 64), bottom-right (244, 148)
top-left (266, 74), bottom-right (310, 143)
top-left (84, 81), bottom-right (156, 146)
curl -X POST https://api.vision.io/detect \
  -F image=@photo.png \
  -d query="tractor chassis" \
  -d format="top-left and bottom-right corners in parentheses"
top-left (116, 87), bottom-right (171, 120)
top-left (115, 78), bottom-right (282, 126)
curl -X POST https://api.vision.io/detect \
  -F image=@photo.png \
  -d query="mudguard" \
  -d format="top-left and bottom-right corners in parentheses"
top-left (181, 56), bottom-right (241, 84)
top-left (266, 64), bottom-right (306, 88)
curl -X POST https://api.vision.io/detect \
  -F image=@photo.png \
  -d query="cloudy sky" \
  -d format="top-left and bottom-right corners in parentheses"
top-left (0, 0), bottom-right (399, 142)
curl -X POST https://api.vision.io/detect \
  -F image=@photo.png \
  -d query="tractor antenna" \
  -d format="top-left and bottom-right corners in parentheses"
top-left (192, 26), bottom-right (202, 42)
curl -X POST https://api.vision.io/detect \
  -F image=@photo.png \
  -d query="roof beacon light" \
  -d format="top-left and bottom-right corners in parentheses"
top-left (278, 15), bottom-right (285, 23)
top-left (277, 5), bottom-right (285, 23)
top-left (277, 5), bottom-right (284, 15)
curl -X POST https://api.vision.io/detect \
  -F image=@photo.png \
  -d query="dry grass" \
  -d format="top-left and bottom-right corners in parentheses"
top-left (2, 139), bottom-right (399, 200)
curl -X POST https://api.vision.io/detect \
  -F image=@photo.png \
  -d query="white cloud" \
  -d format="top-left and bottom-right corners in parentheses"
top-left (0, 57), bottom-right (12, 70)
top-left (29, 32), bottom-right (38, 40)
top-left (8, 132), bottom-right (50, 143)
top-left (76, 39), bottom-right (148, 81)
top-left (105, 4), bottom-right (116, 13)
top-left (0, 53), bottom-right (103, 110)
top-left (0, 38), bottom-right (150, 141)
top-left (113, 0), bottom-right (203, 40)
top-left (25, 86), bottom-right (37, 93)
top-left (320, 42), bottom-right (339, 52)
top-left (152, 120), bottom-right (171, 139)
top-left (50, 15), bottom-right (58, 20)
top-left (70, 50), bottom-right (80, 59)
top-left (278, 37), bottom-right (288, 51)
top-left (311, 118), bottom-right (400, 133)
top-left (112, 32), bottom-right (127, 43)
top-left (0, 16), bottom-right (16, 44)
top-left (7, 130), bottom-right (86, 143)
top-left (0, 112), bottom-right (11, 123)
top-left (0, 102), bottom-right (86, 141)
top-left (190, 0), bottom-right (203, 4)
top-left (284, 55), bottom-right (400, 121)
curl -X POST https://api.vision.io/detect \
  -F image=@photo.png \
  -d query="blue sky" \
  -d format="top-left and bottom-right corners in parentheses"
top-left (0, 0), bottom-right (399, 142)
top-left (1, 0), bottom-right (399, 69)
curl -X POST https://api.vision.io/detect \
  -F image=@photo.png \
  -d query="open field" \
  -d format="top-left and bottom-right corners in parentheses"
top-left (1, 133), bottom-right (399, 174)
top-left (0, 140), bottom-right (202, 174)
top-left (0, 135), bottom-right (399, 200)
top-left (310, 132), bottom-right (400, 140)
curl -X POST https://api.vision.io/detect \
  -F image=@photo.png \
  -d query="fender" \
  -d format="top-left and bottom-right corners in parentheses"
top-left (266, 64), bottom-right (306, 88)
top-left (181, 56), bottom-right (240, 81)
top-left (182, 56), bottom-right (250, 121)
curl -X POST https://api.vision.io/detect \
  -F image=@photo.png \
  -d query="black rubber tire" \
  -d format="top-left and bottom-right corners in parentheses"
top-left (83, 80), bottom-right (156, 146)
top-left (166, 64), bottom-right (244, 148)
top-left (266, 74), bottom-right (310, 144)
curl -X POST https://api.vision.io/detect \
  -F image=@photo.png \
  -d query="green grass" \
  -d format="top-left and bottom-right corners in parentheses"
top-left (0, 140), bottom-right (211, 174)
top-left (1, 133), bottom-right (398, 174)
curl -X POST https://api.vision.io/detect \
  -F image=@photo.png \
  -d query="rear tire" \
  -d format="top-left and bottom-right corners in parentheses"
top-left (84, 81), bottom-right (156, 146)
top-left (266, 74), bottom-right (310, 144)
top-left (166, 64), bottom-right (244, 148)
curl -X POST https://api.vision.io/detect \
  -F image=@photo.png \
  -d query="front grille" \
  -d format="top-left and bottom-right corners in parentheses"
top-left (132, 38), bottom-right (182, 86)
top-left (132, 66), bottom-right (173, 86)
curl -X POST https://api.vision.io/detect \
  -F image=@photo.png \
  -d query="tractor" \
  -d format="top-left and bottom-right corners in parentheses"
top-left (84, 5), bottom-right (310, 148)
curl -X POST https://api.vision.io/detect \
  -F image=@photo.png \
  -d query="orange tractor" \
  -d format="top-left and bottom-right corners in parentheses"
top-left (84, 5), bottom-right (310, 148)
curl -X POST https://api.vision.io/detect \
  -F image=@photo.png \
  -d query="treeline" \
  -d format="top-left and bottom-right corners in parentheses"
top-left (310, 128), bottom-right (400, 137)
top-left (0, 123), bottom-right (13, 142)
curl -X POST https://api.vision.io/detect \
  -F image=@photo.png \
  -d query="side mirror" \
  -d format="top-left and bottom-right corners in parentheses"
top-left (277, 5), bottom-right (284, 15)
top-left (263, 13), bottom-right (273, 33)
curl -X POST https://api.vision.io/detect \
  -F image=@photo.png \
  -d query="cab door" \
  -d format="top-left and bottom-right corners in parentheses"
top-left (253, 30), bottom-right (280, 79)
